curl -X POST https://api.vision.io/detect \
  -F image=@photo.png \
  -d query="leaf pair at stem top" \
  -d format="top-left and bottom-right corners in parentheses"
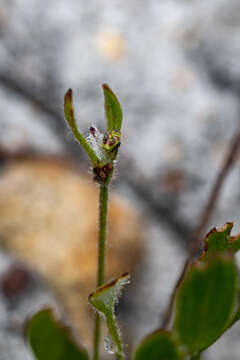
top-left (64, 84), bottom-right (122, 185)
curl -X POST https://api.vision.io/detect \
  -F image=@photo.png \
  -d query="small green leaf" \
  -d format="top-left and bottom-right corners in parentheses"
top-left (64, 89), bottom-right (100, 167)
top-left (102, 84), bottom-right (123, 132)
top-left (89, 273), bottom-right (130, 358)
top-left (173, 255), bottom-right (238, 354)
top-left (89, 272), bottom-right (130, 316)
top-left (200, 223), bottom-right (240, 261)
top-left (133, 331), bottom-right (183, 360)
top-left (26, 309), bottom-right (89, 360)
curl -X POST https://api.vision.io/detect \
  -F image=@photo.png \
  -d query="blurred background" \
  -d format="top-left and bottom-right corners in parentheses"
top-left (0, 0), bottom-right (240, 359)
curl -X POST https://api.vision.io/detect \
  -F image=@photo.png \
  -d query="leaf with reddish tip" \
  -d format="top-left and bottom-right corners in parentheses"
top-left (26, 309), bottom-right (89, 360)
top-left (64, 89), bottom-right (99, 167)
top-left (173, 255), bottom-right (238, 354)
top-left (200, 223), bottom-right (240, 261)
top-left (89, 273), bottom-right (130, 357)
top-left (102, 84), bottom-right (122, 132)
top-left (133, 331), bottom-right (183, 360)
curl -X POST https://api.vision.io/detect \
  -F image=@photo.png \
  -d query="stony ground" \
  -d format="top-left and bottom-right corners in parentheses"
top-left (0, 1), bottom-right (240, 359)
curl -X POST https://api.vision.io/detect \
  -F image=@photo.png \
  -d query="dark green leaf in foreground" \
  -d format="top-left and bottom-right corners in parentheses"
top-left (89, 273), bottom-right (130, 358)
top-left (102, 84), bottom-right (123, 132)
top-left (200, 222), bottom-right (240, 261)
top-left (173, 255), bottom-right (238, 354)
top-left (26, 309), bottom-right (89, 360)
top-left (189, 353), bottom-right (201, 360)
top-left (133, 330), bottom-right (183, 360)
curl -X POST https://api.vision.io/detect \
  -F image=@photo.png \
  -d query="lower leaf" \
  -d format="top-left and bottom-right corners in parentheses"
top-left (173, 255), bottom-right (238, 354)
top-left (133, 331), bottom-right (183, 360)
top-left (26, 308), bottom-right (89, 360)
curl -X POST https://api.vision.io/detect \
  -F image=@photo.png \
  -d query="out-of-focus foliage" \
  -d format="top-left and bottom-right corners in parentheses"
top-left (133, 331), bottom-right (183, 360)
top-left (173, 255), bottom-right (238, 355)
top-left (26, 309), bottom-right (89, 360)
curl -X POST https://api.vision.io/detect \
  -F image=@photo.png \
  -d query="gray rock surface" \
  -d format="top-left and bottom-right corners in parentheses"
top-left (0, 0), bottom-right (240, 358)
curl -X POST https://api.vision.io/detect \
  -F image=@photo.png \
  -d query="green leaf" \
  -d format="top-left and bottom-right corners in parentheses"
top-left (200, 223), bottom-right (240, 261)
top-left (102, 84), bottom-right (123, 132)
top-left (89, 273), bottom-right (130, 358)
top-left (64, 89), bottom-right (100, 167)
top-left (173, 255), bottom-right (238, 354)
top-left (133, 331), bottom-right (183, 360)
top-left (26, 308), bottom-right (89, 360)
top-left (224, 304), bottom-right (240, 330)
top-left (189, 353), bottom-right (201, 360)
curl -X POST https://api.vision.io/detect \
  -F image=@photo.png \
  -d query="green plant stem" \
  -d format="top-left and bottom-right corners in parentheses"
top-left (93, 315), bottom-right (101, 360)
top-left (106, 311), bottom-right (123, 360)
top-left (97, 183), bottom-right (108, 287)
top-left (93, 183), bottom-right (109, 360)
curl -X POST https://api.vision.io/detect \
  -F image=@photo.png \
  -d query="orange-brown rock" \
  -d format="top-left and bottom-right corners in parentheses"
top-left (0, 158), bottom-right (142, 347)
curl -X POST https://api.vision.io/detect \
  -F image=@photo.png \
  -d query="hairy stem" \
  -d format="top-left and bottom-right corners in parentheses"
top-left (93, 183), bottom-right (109, 360)
top-left (106, 310), bottom-right (123, 360)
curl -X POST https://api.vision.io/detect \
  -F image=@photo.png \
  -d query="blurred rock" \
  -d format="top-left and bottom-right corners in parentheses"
top-left (96, 28), bottom-right (127, 61)
top-left (0, 252), bottom-right (59, 360)
top-left (0, 157), bottom-right (142, 347)
top-left (1, 264), bottom-right (31, 299)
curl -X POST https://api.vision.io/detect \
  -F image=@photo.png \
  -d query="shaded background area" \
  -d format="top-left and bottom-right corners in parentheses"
top-left (0, 1), bottom-right (240, 359)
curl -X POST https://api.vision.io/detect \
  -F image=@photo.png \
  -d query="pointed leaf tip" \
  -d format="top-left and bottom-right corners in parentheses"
top-left (200, 222), bottom-right (240, 260)
top-left (102, 83), bottom-right (109, 90)
top-left (102, 84), bottom-right (122, 132)
top-left (65, 88), bottom-right (73, 99)
top-left (64, 88), bottom-right (73, 107)
top-left (26, 308), bottom-right (89, 360)
top-left (64, 88), bottom-right (74, 128)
